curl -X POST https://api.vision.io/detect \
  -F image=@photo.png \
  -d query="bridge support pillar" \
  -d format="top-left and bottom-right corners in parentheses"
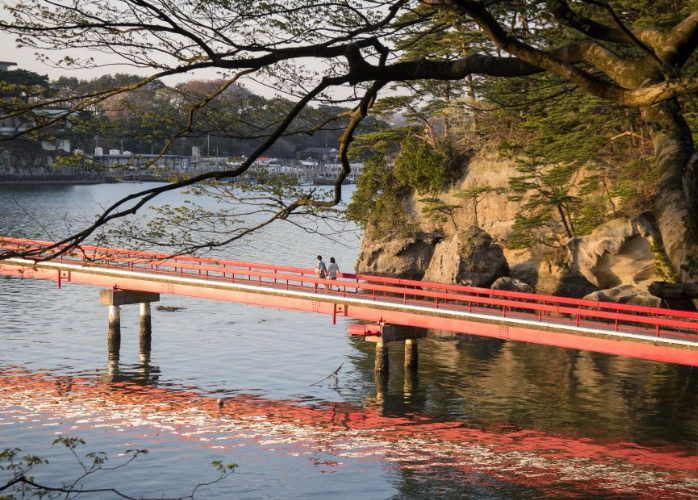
top-left (100, 289), bottom-right (159, 341)
top-left (139, 302), bottom-right (152, 338)
top-left (108, 306), bottom-right (121, 341)
top-left (404, 339), bottom-right (418, 372)
top-left (375, 341), bottom-right (389, 375)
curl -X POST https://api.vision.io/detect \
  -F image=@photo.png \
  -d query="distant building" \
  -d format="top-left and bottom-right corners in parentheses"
top-left (296, 147), bottom-right (339, 162)
top-left (0, 61), bottom-right (17, 72)
top-left (87, 148), bottom-right (192, 172)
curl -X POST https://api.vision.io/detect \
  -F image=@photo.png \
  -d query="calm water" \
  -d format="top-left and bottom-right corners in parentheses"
top-left (1, 183), bottom-right (698, 499)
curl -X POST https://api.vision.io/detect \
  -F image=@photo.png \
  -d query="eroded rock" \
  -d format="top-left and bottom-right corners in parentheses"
top-left (354, 231), bottom-right (442, 280)
top-left (568, 217), bottom-right (658, 289)
top-left (535, 262), bottom-right (600, 298)
top-left (584, 284), bottom-right (662, 308)
top-left (422, 226), bottom-right (508, 286)
top-left (491, 277), bottom-right (534, 293)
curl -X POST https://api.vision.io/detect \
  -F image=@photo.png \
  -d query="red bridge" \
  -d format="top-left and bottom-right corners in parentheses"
top-left (1, 236), bottom-right (698, 367)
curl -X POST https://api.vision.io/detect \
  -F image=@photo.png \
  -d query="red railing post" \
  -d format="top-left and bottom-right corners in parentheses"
top-left (576, 305), bottom-right (581, 327)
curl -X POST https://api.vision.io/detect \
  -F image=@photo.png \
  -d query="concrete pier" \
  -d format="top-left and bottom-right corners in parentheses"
top-left (375, 341), bottom-right (389, 375)
top-left (100, 289), bottom-right (159, 341)
top-left (108, 305), bottom-right (121, 341)
top-left (366, 325), bottom-right (425, 381)
top-left (139, 302), bottom-right (152, 337)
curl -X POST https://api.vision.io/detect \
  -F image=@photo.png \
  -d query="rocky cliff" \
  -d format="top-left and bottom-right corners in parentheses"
top-left (355, 149), bottom-right (674, 308)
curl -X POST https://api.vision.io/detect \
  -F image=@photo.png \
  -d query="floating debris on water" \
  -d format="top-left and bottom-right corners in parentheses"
top-left (155, 306), bottom-right (186, 312)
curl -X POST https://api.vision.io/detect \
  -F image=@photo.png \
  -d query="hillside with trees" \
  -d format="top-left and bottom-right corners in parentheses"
top-left (1, 70), bottom-right (359, 159)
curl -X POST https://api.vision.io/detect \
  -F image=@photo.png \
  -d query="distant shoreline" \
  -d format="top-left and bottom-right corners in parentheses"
top-left (0, 174), bottom-right (168, 185)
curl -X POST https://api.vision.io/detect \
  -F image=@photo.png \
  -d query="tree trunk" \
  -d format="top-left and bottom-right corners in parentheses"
top-left (642, 100), bottom-right (698, 291)
top-left (557, 203), bottom-right (573, 238)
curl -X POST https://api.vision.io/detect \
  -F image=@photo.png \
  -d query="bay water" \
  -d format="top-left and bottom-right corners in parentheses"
top-left (1, 183), bottom-right (697, 499)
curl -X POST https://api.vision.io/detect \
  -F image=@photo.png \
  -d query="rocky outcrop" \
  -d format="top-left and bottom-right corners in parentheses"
top-left (491, 277), bottom-right (534, 293)
top-left (533, 262), bottom-right (600, 298)
top-left (422, 227), bottom-right (508, 286)
top-left (355, 231), bottom-right (443, 280)
top-left (354, 148), bottom-right (686, 307)
top-left (649, 282), bottom-right (698, 299)
top-left (568, 217), bottom-right (658, 290)
top-left (0, 139), bottom-right (56, 174)
top-left (584, 285), bottom-right (662, 308)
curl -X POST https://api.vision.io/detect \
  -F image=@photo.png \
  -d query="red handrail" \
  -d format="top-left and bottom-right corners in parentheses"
top-left (4, 235), bottom-right (696, 320)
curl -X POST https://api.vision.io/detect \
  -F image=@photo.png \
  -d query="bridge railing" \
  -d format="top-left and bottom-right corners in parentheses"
top-left (2, 236), bottom-right (698, 341)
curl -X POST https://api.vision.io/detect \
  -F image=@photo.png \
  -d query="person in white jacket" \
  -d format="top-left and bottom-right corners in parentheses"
top-left (327, 257), bottom-right (339, 290)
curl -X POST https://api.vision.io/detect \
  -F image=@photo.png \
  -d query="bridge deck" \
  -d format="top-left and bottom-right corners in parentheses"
top-left (2, 237), bottom-right (698, 366)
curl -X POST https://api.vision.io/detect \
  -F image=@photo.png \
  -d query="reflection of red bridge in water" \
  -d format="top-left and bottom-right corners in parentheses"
top-left (1, 236), bottom-right (698, 366)
top-left (1, 366), bottom-right (697, 498)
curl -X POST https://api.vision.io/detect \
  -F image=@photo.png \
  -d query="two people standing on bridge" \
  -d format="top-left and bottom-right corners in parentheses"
top-left (315, 255), bottom-right (339, 290)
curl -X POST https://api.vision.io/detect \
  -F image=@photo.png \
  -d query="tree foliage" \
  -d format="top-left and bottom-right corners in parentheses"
top-left (1, 0), bottom-right (698, 284)
top-left (0, 436), bottom-right (236, 499)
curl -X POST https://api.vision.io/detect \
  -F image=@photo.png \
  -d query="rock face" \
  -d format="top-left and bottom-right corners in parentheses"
top-left (355, 231), bottom-right (443, 280)
top-left (422, 227), bottom-right (508, 286)
top-left (354, 148), bottom-right (676, 307)
top-left (583, 285), bottom-right (662, 308)
top-left (534, 262), bottom-right (600, 298)
top-left (568, 217), bottom-right (658, 290)
top-left (0, 139), bottom-right (55, 174)
top-left (491, 277), bottom-right (534, 293)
